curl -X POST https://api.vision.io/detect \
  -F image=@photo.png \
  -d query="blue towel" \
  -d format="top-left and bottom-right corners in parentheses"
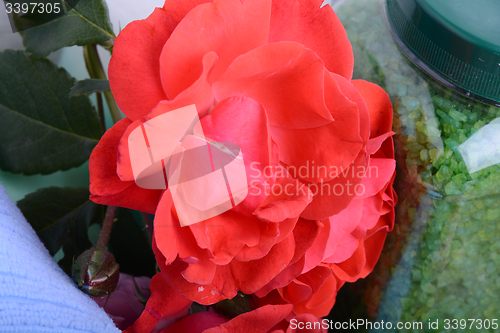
top-left (0, 184), bottom-right (120, 333)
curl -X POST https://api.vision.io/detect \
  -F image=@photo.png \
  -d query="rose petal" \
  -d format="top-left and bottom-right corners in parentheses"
top-left (232, 219), bottom-right (280, 262)
top-left (290, 219), bottom-right (322, 264)
top-left (303, 271), bottom-right (338, 311)
top-left (324, 233), bottom-right (359, 264)
top-left (366, 132), bottom-right (395, 155)
top-left (109, 9), bottom-right (170, 121)
top-left (89, 118), bottom-right (162, 214)
top-left (289, 267), bottom-right (341, 317)
top-left (301, 218), bottom-right (330, 273)
top-left (163, 0), bottom-right (214, 17)
top-left (157, 51), bottom-right (218, 119)
top-left (190, 211), bottom-right (263, 265)
top-left (229, 233), bottom-right (296, 294)
top-left (204, 305), bottom-right (293, 333)
top-left (254, 177), bottom-right (312, 222)
top-left (254, 219), bottom-right (321, 296)
top-left (320, 198), bottom-right (364, 264)
top-left (269, 0), bottom-right (354, 80)
top-left (160, 311), bottom-right (228, 333)
top-left (296, 266), bottom-right (331, 297)
top-left (123, 273), bottom-right (192, 333)
top-left (116, 51), bottom-right (218, 183)
top-left (280, 280), bottom-right (311, 305)
top-left (351, 195), bottom-right (383, 239)
top-left (267, 70), bottom-right (363, 186)
top-left (371, 137), bottom-right (395, 164)
top-left (355, 158), bottom-right (396, 199)
top-left (253, 257), bottom-right (305, 298)
top-left (330, 220), bottom-right (389, 282)
top-left (299, 151), bottom-right (366, 220)
top-left (160, 233), bottom-right (295, 304)
top-left (352, 80), bottom-right (393, 138)
top-left (109, 0), bottom-right (216, 120)
top-left (160, 0), bottom-right (272, 99)
top-left (197, 96), bottom-right (276, 214)
top-left (214, 42), bottom-right (334, 129)
top-left (154, 191), bottom-right (217, 285)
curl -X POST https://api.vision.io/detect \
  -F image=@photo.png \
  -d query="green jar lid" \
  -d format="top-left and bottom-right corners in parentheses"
top-left (385, 0), bottom-right (500, 106)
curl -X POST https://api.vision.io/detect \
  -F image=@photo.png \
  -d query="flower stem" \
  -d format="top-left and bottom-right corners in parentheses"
top-left (95, 92), bottom-right (106, 132)
top-left (83, 46), bottom-right (97, 78)
top-left (83, 47), bottom-right (105, 132)
top-left (83, 44), bottom-right (122, 124)
top-left (97, 206), bottom-right (118, 250)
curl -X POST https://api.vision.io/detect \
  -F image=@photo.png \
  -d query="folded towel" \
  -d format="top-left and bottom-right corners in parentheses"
top-left (0, 183), bottom-right (120, 333)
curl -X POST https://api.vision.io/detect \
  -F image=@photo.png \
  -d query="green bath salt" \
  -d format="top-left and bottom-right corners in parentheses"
top-left (332, 0), bottom-right (500, 330)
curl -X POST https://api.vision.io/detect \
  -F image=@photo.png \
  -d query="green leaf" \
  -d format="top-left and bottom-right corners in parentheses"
top-left (70, 79), bottom-right (110, 97)
top-left (109, 209), bottom-right (157, 277)
top-left (17, 187), bottom-right (104, 258)
top-left (0, 50), bottom-right (102, 175)
top-left (19, 0), bottom-right (115, 57)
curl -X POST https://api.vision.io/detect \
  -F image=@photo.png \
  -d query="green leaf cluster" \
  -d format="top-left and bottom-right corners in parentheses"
top-left (0, 50), bottom-right (102, 175)
top-left (1, 0), bottom-right (157, 284)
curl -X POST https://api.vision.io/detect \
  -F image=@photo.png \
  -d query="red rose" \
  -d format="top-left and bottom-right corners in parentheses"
top-left (89, 0), bottom-right (395, 308)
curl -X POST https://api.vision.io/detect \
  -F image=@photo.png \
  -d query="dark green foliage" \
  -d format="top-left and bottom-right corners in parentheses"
top-left (0, 51), bottom-right (102, 175)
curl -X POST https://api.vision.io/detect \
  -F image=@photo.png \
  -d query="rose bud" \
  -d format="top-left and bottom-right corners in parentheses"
top-left (72, 247), bottom-right (120, 297)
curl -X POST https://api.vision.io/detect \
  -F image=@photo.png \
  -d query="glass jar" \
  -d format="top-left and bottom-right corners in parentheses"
top-left (327, 0), bottom-right (500, 329)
